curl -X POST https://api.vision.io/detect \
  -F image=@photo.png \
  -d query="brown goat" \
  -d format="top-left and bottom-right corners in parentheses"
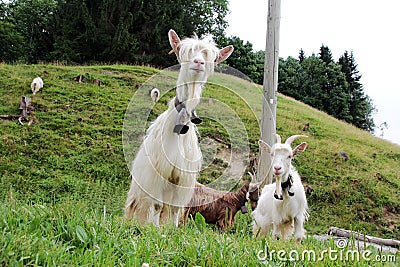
top-left (183, 182), bottom-right (250, 230)
top-left (247, 187), bottom-right (260, 210)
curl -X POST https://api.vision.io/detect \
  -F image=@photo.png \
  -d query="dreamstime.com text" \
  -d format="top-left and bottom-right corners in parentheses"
top-left (257, 239), bottom-right (397, 264)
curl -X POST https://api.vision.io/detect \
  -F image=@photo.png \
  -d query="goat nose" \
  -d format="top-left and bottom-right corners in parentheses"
top-left (194, 58), bottom-right (205, 65)
top-left (274, 166), bottom-right (281, 171)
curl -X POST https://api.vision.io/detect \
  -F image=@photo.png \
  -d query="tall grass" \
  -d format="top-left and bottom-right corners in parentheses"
top-left (1, 199), bottom-right (397, 266)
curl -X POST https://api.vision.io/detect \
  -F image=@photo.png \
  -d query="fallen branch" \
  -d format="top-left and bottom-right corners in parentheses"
top-left (0, 115), bottom-right (22, 120)
top-left (328, 226), bottom-right (400, 248)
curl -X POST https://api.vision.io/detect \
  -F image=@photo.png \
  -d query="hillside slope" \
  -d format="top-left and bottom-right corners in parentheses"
top-left (1, 63), bottom-right (399, 242)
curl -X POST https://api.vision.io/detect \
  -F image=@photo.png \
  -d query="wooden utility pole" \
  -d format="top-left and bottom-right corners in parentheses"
top-left (256, 0), bottom-right (281, 186)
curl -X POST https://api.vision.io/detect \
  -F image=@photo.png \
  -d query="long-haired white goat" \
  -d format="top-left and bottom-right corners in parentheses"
top-left (31, 77), bottom-right (43, 95)
top-left (252, 135), bottom-right (309, 241)
top-left (124, 30), bottom-right (233, 226)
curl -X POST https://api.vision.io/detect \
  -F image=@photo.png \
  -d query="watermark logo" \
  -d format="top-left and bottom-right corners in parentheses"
top-left (257, 238), bottom-right (397, 264)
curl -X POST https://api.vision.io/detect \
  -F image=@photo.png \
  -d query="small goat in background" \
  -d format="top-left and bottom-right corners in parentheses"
top-left (31, 77), bottom-right (43, 95)
top-left (150, 87), bottom-right (160, 103)
top-left (252, 135), bottom-right (309, 241)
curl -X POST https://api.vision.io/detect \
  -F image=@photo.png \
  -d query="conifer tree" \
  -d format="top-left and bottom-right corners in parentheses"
top-left (52, 0), bottom-right (96, 63)
top-left (338, 51), bottom-right (375, 131)
top-left (0, 2), bottom-right (25, 62)
top-left (298, 48), bottom-right (305, 63)
top-left (220, 36), bottom-right (264, 83)
top-left (319, 44), bottom-right (333, 65)
top-left (7, 0), bottom-right (56, 63)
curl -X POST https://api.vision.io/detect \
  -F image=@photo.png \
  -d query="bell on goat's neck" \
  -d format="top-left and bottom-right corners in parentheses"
top-left (190, 110), bottom-right (202, 124)
top-left (288, 189), bottom-right (295, 197)
top-left (274, 193), bottom-right (283, 200)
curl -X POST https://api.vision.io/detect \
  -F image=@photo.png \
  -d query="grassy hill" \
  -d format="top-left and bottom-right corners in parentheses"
top-left (0, 63), bottom-right (399, 266)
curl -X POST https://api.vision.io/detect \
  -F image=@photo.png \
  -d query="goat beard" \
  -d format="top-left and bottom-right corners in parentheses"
top-left (176, 83), bottom-right (203, 115)
top-left (274, 175), bottom-right (284, 200)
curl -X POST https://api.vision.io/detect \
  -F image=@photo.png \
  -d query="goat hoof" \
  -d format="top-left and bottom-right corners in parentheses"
top-left (191, 116), bottom-right (202, 124)
top-left (288, 191), bottom-right (295, 197)
top-left (173, 124), bottom-right (189, 134)
top-left (274, 193), bottom-right (283, 200)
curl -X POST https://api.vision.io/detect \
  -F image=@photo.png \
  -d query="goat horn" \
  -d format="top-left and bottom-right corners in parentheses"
top-left (275, 134), bottom-right (281, 144)
top-left (285, 135), bottom-right (308, 146)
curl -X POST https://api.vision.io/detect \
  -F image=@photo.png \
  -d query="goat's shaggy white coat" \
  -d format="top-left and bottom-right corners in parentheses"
top-left (124, 30), bottom-right (233, 226)
top-left (252, 135), bottom-right (309, 241)
top-left (31, 77), bottom-right (43, 95)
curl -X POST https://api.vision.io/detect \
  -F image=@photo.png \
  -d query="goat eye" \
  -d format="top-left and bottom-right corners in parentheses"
top-left (288, 155), bottom-right (292, 159)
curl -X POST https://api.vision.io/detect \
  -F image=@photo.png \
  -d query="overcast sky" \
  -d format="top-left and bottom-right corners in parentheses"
top-left (226, 0), bottom-right (400, 145)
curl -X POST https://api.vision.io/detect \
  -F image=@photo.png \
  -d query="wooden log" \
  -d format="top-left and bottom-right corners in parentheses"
top-left (328, 226), bottom-right (400, 248)
top-left (0, 114), bottom-right (22, 120)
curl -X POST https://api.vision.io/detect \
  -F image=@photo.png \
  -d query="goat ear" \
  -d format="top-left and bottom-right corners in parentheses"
top-left (293, 142), bottom-right (307, 156)
top-left (215, 45), bottom-right (234, 63)
top-left (168, 29), bottom-right (181, 54)
top-left (258, 140), bottom-right (271, 153)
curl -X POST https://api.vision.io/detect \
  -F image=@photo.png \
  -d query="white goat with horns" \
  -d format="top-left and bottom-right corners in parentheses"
top-left (124, 30), bottom-right (234, 226)
top-left (252, 134), bottom-right (309, 241)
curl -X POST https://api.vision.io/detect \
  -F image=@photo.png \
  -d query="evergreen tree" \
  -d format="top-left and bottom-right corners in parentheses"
top-left (0, 2), bottom-right (25, 62)
top-left (279, 54), bottom-right (351, 122)
top-left (338, 51), bottom-right (375, 131)
top-left (322, 62), bottom-right (350, 121)
top-left (7, 0), bottom-right (56, 63)
top-left (298, 55), bottom-right (326, 110)
top-left (319, 44), bottom-right (333, 65)
top-left (220, 36), bottom-right (264, 84)
top-left (278, 49), bottom-right (375, 133)
top-left (3, 0), bottom-right (229, 65)
top-left (95, 0), bottom-right (137, 62)
top-left (52, 0), bottom-right (96, 63)
top-left (317, 45), bottom-right (351, 121)
top-left (298, 48), bottom-right (305, 63)
top-left (278, 56), bottom-right (303, 99)
top-left (252, 50), bottom-right (266, 84)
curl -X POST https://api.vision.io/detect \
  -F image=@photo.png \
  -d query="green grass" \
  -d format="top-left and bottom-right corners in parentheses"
top-left (0, 63), bottom-right (399, 266)
top-left (1, 200), bottom-right (398, 266)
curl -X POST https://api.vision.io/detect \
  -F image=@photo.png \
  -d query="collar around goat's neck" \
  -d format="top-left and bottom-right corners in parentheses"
top-left (236, 194), bottom-right (248, 214)
top-left (274, 174), bottom-right (294, 199)
top-left (236, 193), bottom-right (247, 207)
top-left (174, 97), bottom-right (185, 112)
top-left (281, 174), bottom-right (293, 190)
